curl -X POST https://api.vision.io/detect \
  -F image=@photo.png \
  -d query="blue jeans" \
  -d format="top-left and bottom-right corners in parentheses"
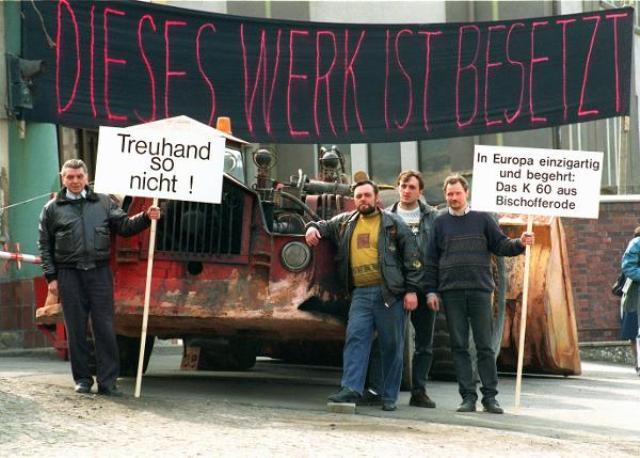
top-left (341, 286), bottom-right (406, 402)
top-left (442, 289), bottom-right (498, 402)
top-left (367, 295), bottom-right (436, 395)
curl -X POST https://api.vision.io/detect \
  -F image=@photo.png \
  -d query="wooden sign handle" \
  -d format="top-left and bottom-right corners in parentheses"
top-left (514, 215), bottom-right (534, 410)
top-left (134, 197), bottom-right (158, 398)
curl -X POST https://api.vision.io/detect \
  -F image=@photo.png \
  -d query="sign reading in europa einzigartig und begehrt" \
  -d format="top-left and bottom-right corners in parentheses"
top-left (471, 145), bottom-right (603, 219)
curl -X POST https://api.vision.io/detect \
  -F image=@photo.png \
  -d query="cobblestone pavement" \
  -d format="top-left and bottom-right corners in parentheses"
top-left (1, 348), bottom-right (639, 457)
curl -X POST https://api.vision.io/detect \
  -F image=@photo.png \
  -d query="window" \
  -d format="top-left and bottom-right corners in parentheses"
top-left (57, 127), bottom-right (98, 181)
top-left (419, 137), bottom-right (473, 205)
top-left (563, 116), bottom-right (638, 195)
top-left (600, 1), bottom-right (640, 31)
top-left (418, 139), bottom-right (451, 205)
top-left (369, 143), bottom-right (400, 186)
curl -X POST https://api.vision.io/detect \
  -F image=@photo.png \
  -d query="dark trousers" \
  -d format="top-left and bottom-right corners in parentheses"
top-left (442, 289), bottom-right (497, 402)
top-left (58, 266), bottom-right (119, 388)
top-left (410, 298), bottom-right (437, 393)
top-left (367, 294), bottom-right (436, 394)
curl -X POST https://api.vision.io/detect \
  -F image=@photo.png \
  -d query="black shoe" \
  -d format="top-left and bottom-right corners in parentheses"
top-left (456, 398), bottom-right (477, 412)
top-left (74, 381), bottom-right (92, 394)
top-left (357, 388), bottom-right (382, 406)
top-left (381, 401), bottom-right (397, 411)
top-left (482, 399), bottom-right (504, 414)
top-left (97, 385), bottom-right (123, 397)
top-left (327, 387), bottom-right (360, 403)
top-left (409, 391), bottom-right (436, 408)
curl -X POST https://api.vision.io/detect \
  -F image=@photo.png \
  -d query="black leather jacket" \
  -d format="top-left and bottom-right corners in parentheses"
top-left (386, 200), bottom-right (438, 270)
top-left (38, 187), bottom-right (150, 281)
top-left (307, 209), bottom-right (422, 305)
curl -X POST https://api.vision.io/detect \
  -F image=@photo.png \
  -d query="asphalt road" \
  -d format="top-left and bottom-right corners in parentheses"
top-left (1, 345), bottom-right (639, 457)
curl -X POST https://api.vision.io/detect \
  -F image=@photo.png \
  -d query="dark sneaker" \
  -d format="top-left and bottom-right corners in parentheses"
top-left (409, 391), bottom-right (436, 408)
top-left (357, 388), bottom-right (382, 406)
top-left (456, 398), bottom-right (477, 412)
top-left (327, 387), bottom-right (360, 403)
top-left (74, 381), bottom-right (92, 394)
top-left (97, 385), bottom-right (124, 397)
top-left (381, 401), bottom-right (397, 411)
top-left (482, 399), bottom-right (504, 414)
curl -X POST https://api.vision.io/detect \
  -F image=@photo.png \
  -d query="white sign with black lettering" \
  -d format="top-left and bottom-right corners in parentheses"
top-left (94, 123), bottom-right (226, 203)
top-left (471, 145), bottom-right (603, 219)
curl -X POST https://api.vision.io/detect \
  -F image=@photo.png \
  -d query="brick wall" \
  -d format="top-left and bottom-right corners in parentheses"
top-left (0, 278), bottom-right (49, 349)
top-left (563, 201), bottom-right (640, 342)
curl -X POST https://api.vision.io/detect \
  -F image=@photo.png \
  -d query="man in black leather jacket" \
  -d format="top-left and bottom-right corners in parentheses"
top-left (305, 180), bottom-right (421, 411)
top-left (38, 159), bottom-right (160, 396)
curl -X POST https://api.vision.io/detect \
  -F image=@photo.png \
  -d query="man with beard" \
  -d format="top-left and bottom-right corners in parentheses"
top-left (305, 180), bottom-right (421, 411)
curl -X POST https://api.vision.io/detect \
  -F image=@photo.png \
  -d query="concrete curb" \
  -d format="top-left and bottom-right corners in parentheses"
top-left (0, 343), bottom-right (183, 358)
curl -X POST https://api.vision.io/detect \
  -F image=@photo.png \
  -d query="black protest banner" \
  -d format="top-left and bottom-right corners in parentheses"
top-left (22, 1), bottom-right (633, 144)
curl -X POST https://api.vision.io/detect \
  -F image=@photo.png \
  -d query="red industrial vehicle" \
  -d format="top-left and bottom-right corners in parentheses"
top-left (35, 121), bottom-right (580, 380)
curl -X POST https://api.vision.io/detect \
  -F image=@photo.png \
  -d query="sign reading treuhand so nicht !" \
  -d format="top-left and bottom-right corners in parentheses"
top-left (22, 1), bottom-right (633, 144)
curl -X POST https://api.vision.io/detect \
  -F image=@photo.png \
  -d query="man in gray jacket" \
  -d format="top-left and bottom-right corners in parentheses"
top-left (38, 159), bottom-right (160, 396)
top-left (305, 180), bottom-right (421, 411)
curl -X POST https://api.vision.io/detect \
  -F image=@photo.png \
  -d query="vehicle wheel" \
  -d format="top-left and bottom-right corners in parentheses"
top-left (117, 335), bottom-right (155, 377)
top-left (184, 337), bottom-right (258, 371)
top-left (263, 341), bottom-right (342, 367)
top-left (400, 319), bottom-right (415, 391)
top-left (229, 338), bottom-right (259, 370)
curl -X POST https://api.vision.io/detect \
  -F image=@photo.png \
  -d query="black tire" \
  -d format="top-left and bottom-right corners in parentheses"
top-left (183, 337), bottom-right (258, 371)
top-left (231, 339), bottom-right (259, 370)
top-left (117, 335), bottom-right (155, 377)
top-left (266, 341), bottom-right (343, 367)
top-left (400, 319), bottom-right (415, 391)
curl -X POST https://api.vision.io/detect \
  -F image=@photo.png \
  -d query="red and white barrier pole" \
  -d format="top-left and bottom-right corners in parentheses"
top-left (0, 248), bottom-right (41, 270)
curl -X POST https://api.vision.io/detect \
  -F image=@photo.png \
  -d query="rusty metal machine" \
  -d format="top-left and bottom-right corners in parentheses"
top-left (35, 128), bottom-right (581, 379)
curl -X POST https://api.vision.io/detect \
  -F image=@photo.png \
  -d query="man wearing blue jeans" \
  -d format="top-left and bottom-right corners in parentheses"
top-left (305, 180), bottom-right (421, 411)
top-left (425, 175), bottom-right (534, 414)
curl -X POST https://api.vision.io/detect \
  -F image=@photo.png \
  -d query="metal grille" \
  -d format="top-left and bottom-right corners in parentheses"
top-left (155, 184), bottom-right (245, 257)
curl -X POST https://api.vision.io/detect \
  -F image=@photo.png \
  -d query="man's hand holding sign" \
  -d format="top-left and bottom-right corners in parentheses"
top-left (471, 145), bottom-right (603, 410)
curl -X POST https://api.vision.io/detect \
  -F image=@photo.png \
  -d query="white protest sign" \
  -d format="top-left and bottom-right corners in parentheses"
top-left (94, 121), bottom-right (226, 203)
top-left (471, 145), bottom-right (603, 219)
